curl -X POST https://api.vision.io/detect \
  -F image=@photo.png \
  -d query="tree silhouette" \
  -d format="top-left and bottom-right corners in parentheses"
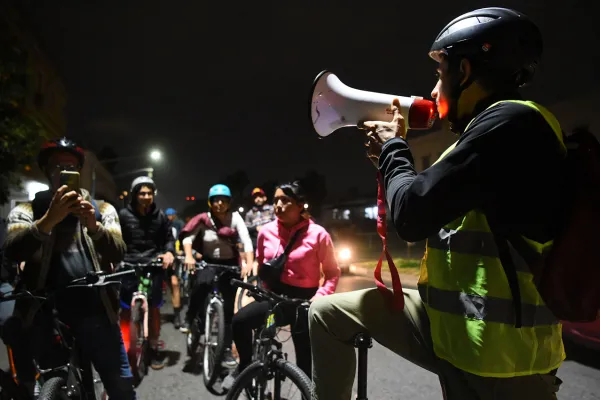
top-left (0, 27), bottom-right (44, 205)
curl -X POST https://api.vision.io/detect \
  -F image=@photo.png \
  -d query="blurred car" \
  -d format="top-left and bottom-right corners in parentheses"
top-left (562, 319), bottom-right (600, 350)
top-left (335, 243), bottom-right (353, 268)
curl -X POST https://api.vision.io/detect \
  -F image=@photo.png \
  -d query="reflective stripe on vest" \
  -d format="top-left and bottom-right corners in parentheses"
top-left (420, 100), bottom-right (565, 378)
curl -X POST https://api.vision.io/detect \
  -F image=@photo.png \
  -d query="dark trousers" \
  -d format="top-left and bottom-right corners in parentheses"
top-left (232, 283), bottom-right (316, 379)
top-left (3, 313), bottom-right (136, 400)
top-left (186, 258), bottom-right (239, 349)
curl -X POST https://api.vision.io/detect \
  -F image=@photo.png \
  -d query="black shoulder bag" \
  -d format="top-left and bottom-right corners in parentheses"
top-left (258, 228), bottom-right (304, 288)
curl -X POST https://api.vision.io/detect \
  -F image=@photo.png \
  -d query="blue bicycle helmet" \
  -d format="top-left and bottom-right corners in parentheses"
top-left (165, 208), bottom-right (176, 216)
top-left (208, 184), bottom-right (231, 199)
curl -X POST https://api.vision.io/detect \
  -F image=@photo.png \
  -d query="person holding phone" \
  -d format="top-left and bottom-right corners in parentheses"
top-left (2, 137), bottom-right (136, 399)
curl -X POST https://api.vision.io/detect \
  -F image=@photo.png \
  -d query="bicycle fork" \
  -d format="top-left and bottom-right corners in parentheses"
top-left (354, 333), bottom-right (372, 400)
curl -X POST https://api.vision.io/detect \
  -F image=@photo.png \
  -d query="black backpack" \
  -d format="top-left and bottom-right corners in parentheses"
top-left (499, 127), bottom-right (600, 326)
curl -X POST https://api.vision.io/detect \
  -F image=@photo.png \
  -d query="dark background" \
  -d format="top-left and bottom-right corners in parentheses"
top-left (20, 0), bottom-right (599, 211)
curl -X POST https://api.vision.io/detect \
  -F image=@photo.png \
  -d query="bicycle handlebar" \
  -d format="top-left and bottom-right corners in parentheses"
top-left (199, 261), bottom-right (240, 273)
top-left (0, 269), bottom-right (135, 303)
top-left (230, 279), bottom-right (310, 308)
top-left (120, 259), bottom-right (164, 269)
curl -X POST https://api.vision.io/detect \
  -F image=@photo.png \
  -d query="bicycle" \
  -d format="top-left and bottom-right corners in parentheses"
top-left (185, 260), bottom-right (240, 392)
top-left (0, 269), bottom-right (134, 400)
top-left (226, 279), bottom-right (312, 400)
top-left (118, 258), bottom-right (164, 385)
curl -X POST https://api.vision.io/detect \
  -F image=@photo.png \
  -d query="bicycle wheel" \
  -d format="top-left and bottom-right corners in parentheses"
top-left (37, 377), bottom-right (68, 400)
top-left (225, 359), bottom-right (312, 400)
top-left (236, 276), bottom-right (258, 312)
top-left (202, 297), bottom-right (226, 389)
top-left (129, 300), bottom-right (147, 386)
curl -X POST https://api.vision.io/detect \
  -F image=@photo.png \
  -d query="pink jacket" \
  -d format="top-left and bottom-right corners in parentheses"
top-left (256, 218), bottom-right (340, 298)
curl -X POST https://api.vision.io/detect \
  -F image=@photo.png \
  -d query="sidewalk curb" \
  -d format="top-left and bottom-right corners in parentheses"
top-left (340, 264), bottom-right (419, 289)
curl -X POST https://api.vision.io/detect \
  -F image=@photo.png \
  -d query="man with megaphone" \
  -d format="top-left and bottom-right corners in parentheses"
top-left (309, 7), bottom-right (566, 400)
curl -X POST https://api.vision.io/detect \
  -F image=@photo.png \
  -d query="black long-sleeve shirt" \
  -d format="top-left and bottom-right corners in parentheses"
top-left (379, 94), bottom-right (567, 244)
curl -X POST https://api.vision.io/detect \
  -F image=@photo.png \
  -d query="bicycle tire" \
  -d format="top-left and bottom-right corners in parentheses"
top-left (129, 301), bottom-right (147, 386)
top-left (37, 377), bottom-right (68, 400)
top-left (236, 276), bottom-right (258, 312)
top-left (91, 365), bottom-right (107, 400)
top-left (225, 359), bottom-right (312, 400)
top-left (202, 298), bottom-right (226, 389)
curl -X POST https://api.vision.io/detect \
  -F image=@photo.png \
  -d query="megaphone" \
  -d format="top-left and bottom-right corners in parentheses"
top-left (310, 70), bottom-right (437, 138)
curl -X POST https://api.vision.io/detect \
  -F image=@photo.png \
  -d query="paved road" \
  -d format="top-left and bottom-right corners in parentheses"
top-left (136, 275), bottom-right (600, 400)
top-left (2, 276), bottom-right (599, 399)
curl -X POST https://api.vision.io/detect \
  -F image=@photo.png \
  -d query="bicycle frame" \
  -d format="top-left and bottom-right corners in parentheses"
top-left (230, 279), bottom-right (309, 361)
top-left (130, 272), bottom-right (154, 342)
top-left (354, 333), bottom-right (373, 400)
top-left (120, 259), bottom-right (164, 345)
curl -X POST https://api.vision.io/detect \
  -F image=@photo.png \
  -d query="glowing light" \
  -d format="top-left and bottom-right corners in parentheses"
top-left (25, 181), bottom-right (49, 200)
top-left (436, 99), bottom-right (448, 119)
top-left (149, 150), bottom-right (162, 161)
top-left (338, 248), bottom-right (352, 261)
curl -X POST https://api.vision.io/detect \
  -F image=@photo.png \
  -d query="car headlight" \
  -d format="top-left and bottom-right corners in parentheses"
top-left (338, 248), bottom-right (352, 261)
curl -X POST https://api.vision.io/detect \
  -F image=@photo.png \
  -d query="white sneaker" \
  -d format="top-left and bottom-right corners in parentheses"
top-left (221, 349), bottom-right (238, 369)
top-left (222, 367), bottom-right (240, 391)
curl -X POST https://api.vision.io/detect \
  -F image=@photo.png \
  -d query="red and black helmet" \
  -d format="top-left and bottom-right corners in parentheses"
top-left (37, 137), bottom-right (86, 170)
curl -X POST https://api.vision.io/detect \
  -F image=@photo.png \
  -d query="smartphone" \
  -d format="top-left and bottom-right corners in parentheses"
top-left (59, 171), bottom-right (81, 193)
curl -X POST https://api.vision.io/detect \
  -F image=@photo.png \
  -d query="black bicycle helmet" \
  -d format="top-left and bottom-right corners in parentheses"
top-left (37, 137), bottom-right (86, 169)
top-left (429, 7), bottom-right (542, 87)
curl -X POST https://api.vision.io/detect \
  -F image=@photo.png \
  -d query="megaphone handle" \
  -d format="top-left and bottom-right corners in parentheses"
top-left (374, 172), bottom-right (405, 311)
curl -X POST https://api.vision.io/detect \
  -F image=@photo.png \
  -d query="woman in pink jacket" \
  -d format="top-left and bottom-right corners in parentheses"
top-left (225, 181), bottom-right (340, 387)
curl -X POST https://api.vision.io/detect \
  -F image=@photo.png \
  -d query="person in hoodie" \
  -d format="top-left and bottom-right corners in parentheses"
top-left (118, 176), bottom-right (175, 370)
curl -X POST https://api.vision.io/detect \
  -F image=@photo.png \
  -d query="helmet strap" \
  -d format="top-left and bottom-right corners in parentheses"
top-left (445, 57), bottom-right (477, 134)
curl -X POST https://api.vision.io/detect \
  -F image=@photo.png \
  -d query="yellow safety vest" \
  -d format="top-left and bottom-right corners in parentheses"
top-left (419, 100), bottom-right (566, 378)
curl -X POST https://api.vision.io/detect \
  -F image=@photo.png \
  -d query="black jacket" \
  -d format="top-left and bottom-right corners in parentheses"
top-left (119, 204), bottom-right (176, 263)
top-left (379, 93), bottom-right (568, 244)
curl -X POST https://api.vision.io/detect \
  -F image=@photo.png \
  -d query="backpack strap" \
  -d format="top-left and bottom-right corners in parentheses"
top-left (491, 231), bottom-right (523, 328)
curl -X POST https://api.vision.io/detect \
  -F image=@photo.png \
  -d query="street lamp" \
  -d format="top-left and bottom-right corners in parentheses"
top-left (149, 150), bottom-right (162, 162)
top-left (91, 149), bottom-right (163, 198)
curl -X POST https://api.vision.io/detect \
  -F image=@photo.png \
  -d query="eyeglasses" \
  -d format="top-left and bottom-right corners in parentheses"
top-left (49, 164), bottom-right (79, 175)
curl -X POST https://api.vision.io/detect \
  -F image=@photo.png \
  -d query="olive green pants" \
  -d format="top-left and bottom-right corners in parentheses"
top-left (309, 288), bottom-right (562, 400)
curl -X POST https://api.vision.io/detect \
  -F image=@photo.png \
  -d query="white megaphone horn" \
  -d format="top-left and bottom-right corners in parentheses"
top-left (310, 70), bottom-right (437, 138)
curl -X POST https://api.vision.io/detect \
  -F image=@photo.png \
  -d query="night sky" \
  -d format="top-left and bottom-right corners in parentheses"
top-left (21, 0), bottom-right (598, 211)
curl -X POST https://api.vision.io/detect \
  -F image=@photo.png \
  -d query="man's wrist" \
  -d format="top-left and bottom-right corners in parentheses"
top-left (36, 213), bottom-right (56, 235)
top-left (89, 223), bottom-right (105, 240)
top-left (88, 221), bottom-right (100, 234)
